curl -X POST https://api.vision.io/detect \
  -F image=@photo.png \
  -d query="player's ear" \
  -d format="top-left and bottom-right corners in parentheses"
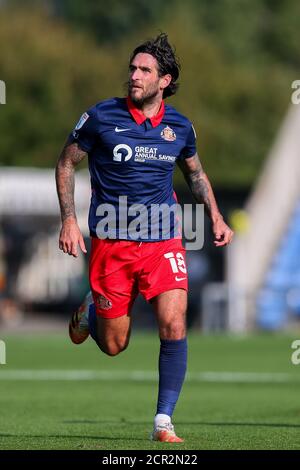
top-left (160, 74), bottom-right (172, 91)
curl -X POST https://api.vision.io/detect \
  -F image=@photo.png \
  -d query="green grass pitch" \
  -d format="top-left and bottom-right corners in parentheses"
top-left (0, 331), bottom-right (300, 450)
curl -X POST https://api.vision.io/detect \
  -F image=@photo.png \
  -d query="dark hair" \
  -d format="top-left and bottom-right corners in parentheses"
top-left (130, 33), bottom-right (180, 98)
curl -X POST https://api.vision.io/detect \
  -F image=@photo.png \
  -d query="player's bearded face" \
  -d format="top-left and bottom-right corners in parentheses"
top-left (128, 53), bottom-right (164, 106)
top-left (129, 78), bottom-right (161, 105)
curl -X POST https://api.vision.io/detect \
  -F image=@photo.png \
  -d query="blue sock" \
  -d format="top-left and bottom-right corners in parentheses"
top-left (88, 303), bottom-right (98, 342)
top-left (156, 338), bottom-right (187, 417)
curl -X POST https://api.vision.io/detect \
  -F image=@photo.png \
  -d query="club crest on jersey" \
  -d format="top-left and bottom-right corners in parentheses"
top-left (160, 126), bottom-right (176, 142)
top-left (95, 294), bottom-right (112, 310)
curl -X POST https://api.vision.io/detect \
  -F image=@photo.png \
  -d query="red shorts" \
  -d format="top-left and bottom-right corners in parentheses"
top-left (89, 238), bottom-right (188, 318)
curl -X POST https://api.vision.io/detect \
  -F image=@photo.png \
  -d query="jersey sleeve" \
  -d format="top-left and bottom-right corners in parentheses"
top-left (178, 123), bottom-right (197, 160)
top-left (68, 107), bottom-right (98, 153)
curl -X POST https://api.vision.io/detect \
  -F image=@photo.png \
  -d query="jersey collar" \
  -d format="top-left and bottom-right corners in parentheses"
top-left (126, 96), bottom-right (165, 128)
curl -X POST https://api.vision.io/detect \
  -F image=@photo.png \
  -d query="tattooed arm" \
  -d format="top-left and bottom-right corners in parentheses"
top-left (177, 153), bottom-right (234, 247)
top-left (55, 141), bottom-right (88, 257)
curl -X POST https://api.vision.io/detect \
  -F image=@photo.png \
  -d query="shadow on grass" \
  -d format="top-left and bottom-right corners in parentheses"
top-left (62, 420), bottom-right (300, 429)
top-left (0, 433), bottom-right (145, 441)
top-left (196, 422), bottom-right (300, 429)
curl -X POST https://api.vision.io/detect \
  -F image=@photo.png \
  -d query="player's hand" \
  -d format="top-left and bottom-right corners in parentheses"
top-left (212, 216), bottom-right (234, 247)
top-left (59, 217), bottom-right (87, 257)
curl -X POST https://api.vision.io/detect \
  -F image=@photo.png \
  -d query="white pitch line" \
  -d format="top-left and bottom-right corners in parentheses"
top-left (0, 370), bottom-right (298, 383)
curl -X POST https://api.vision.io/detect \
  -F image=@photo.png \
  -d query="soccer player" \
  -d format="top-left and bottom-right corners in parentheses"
top-left (55, 33), bottom-right (234, 443)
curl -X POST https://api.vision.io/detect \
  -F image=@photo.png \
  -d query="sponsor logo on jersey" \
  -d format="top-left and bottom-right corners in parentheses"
top-left (160, 126), bottom-right (176, 142)
top-left (112, 144), bottom-right (176, 163)
top-left (113, 144), bottom-right (133, 162)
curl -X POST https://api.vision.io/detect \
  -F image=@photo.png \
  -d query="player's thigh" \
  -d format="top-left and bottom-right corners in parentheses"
top-left (152, 288), bottom-right (187, 340)
top-left (89, 238), bottom-right (138, 319)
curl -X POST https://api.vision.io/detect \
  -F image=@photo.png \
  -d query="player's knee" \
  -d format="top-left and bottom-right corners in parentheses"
top-left (99, 339), bottom-right (129, 357)
top-left (160, 322), bottom-right (186, 340)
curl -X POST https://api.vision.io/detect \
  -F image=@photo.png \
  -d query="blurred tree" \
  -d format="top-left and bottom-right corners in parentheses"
top-left (192, 0), bottom-right (300, 68)
top-left (0, 2), bottom-right (297, 189)
top-left (53, 0), bottom-right (164, 44)
top-left (146, 4), bottom-right (292, 187)
top-left (0, 9), bottom-right (127, 167)
top-left (5, 0), bottom-right (165, 44)
top-left (259, 0), bottom-right (300, 67)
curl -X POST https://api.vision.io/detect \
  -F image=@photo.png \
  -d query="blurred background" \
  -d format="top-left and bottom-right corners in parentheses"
top-left (0, 0), bottom-right (300, 334)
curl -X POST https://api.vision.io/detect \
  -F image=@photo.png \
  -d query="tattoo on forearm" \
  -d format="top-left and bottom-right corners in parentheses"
top-left (188, 170), bottom-right (212, 214)
top-left (178, 154), bottom-right (221, 220)
top-left (55, 143), bottom-right (87, 222)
